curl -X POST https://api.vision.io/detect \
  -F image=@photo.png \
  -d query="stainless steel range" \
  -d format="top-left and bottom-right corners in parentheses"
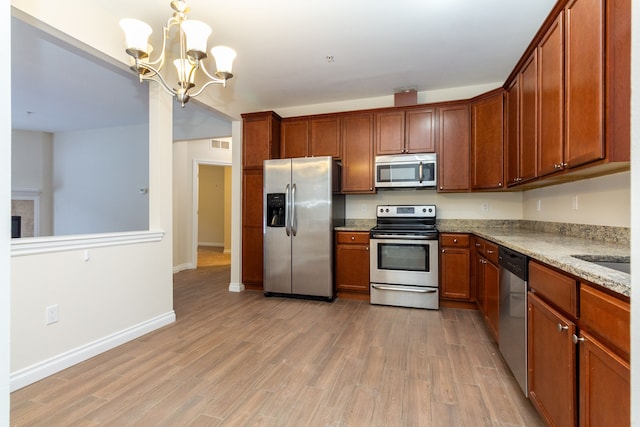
top-left (369, 205), bottom-right (439, 309)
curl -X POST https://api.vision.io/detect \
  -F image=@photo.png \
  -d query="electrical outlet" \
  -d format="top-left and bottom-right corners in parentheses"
top-left (46, 304), bottom-right (59, 325)
top-left (571, 195), bottom-right (579, 210)
top-left (536, 199), bottom-right (542, 212)
top-left (481, 202), bottom-right (489, 212)
top-left (360, 204), bottom-right (368, 213)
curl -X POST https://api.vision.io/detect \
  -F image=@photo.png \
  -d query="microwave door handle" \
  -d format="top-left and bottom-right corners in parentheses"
top-left (419, 161), bottom-right (423, 183)
top-left (285, 184), bottom-right (291, 236)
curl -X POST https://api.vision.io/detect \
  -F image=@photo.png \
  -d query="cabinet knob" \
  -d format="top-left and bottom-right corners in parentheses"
top-left (572, 334), bottom-right (585, 344)
top-left (557, 323), bottom-right (569, 332)
top-left (441, 249), bottom-right (445, 253)
top-left (498, 182), bottom-right (502, 187)
top-left (351, 236), bottom-right (355, 240)
top-left (562, 162), bottom-right (569, 167)
top-left (453, 238), bottom-right (458, 243)
top-left (487, 249), bottom-right (493, 254)
top-left (475, 243), bottom-right (481, 247)
top-left (366, 246), bottom-right (369, 251)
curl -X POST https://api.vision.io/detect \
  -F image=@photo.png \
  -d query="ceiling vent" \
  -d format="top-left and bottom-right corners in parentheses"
top-left (210, 139), bottom-right (231, 150)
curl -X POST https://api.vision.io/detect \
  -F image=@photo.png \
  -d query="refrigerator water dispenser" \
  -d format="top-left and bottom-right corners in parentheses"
top-left (266, 193), bottom-right (286, 227)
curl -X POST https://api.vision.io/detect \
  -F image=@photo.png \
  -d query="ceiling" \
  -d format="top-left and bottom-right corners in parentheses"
top-left (11, 0), bottom-right (557, 134)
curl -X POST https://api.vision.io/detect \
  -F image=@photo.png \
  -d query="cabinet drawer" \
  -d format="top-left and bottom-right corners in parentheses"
top-left (484, 241), bottom-right (499, 265)
top-left (580, 284), bottom-right (630, 359)
top-left (440, 233), bottom-right (470, 248)
top-left (529, 261), bottom-right (578, 317)
top-left (336, 231), bottom-right (369, 245)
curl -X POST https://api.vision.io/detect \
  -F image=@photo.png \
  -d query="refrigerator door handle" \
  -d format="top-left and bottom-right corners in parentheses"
top-left (285, 184), bottom-right (291, 236)
top-left (291, 183), bottom-right (297, 236)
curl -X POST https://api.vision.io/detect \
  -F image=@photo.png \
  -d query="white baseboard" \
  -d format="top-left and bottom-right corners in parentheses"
top-left (10, 311), bottom-right (176, 391)
top-left (173, 262), bottom-right (194, 273)
top-left (228, 282), bottom-right (245, 292)
top-left (198, 242), bottom-right (223, 248)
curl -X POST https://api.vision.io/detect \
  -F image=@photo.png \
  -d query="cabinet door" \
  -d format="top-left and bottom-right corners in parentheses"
top-left (520, 52), bottom-right (538, 183)
top-left (437, 105), bottom-right (470, 192)
top-left (440, 247), bottom-right (471, 300)
top-left (528, 292), bottom-right (577, 427)
top-left (281, 118), bottom-right (309, 159)
top-left (505, 78), bottom-right (520, 186)
top-left (376, 110), bottom-right (405, 155)
top-left (538, 12), bottom-right (565, 177)
top-left (242, 112), bottom-right (280, 168)
top-left (483, 259), bottom-right (500, 340)
top-left (578, 331), bottom-right (629, 427)
top-left (471, 92), bottom-right (504, 190)
top-left (242, 169), bottom-right (264, 288)
top-left (310, 115), bottom-right (341, 158)
top-left (406, 107), bottom-right (436, 153)
top-left (341, 113), bottom-right (375, 193)
top-left (475, 252), bottom-right (486, 313)
top-left (564, 0), bottom-right (605, 168)
top-left (335, 234), bottom-right (370, 294)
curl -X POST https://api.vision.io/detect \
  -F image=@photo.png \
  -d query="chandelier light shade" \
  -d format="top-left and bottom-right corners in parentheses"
top-left (120, 0), bottom-right (236, 107)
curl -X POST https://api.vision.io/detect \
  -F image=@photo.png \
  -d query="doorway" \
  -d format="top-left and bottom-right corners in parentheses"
top-left (194, 163), bottom-right (232, 268)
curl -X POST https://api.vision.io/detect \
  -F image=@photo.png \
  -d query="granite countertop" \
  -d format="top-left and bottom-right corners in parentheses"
top-left (438, 221), bottom-right (630, 298)
top-left (335, 219), bottom-right (630, 298)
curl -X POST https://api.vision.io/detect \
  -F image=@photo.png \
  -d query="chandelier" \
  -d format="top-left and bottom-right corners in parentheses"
top-left (120, 0), bottom-right (236, 107)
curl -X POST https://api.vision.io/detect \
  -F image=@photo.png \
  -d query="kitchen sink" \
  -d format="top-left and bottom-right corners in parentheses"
top-left (571, 255), bottom-right (630, 274)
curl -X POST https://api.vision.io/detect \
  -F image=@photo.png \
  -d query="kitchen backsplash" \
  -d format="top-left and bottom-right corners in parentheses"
top-left (436, 219), bottom-right (630, 245)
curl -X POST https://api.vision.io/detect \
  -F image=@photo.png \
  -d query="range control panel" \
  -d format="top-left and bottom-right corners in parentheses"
top-left (376, 205), bottom-right (436, 218)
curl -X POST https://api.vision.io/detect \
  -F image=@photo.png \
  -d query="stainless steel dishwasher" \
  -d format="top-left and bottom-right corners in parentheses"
top-left (498, 246), bottom-right (528, 396)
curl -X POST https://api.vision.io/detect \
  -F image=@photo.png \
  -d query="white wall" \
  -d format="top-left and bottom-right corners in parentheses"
top-left (2, 1), bottom-right (11, 422)
top-left (9, 81), bottom-right (174, 392)
top-left (346, 191), bottom-right (523, 220)
top-left (523, 172), bottom-right (630, 227)
top-left (11, 130), bottom-right (53, 235)
top-left (52, 125), bottom-right (149, 235)
top-left (172, 138), bottom-right (232, 271)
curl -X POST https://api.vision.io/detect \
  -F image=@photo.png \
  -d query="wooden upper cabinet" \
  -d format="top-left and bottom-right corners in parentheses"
top-left (437, 104), bottom-right (470, 192)
top-left (537, 12), bottom-right (565, 178)
top-left (341, 113), bottom-right (375, 193)
top-left (564, 0), bottom-right (605, 168)
top-left (471, 90), bottom-right (504, 190)
top-left (281, 118), bottom-right (309, 159)
top-left (242, 111), bottom-right (281, 169)
top-left (519, 52), bottom-right (538, 183)
top-left (406, 107), bottom-right (436, 153)
top-left (505, 78), bottom-right (520, 186)
top-left (376, 110), bottom-right (405, 155)
top-left (376, 107), bottom-right (436, 155)
top-left (310, 114), bottom-right (341, 158)
top-left (281, 114), bottom-right (341, 159)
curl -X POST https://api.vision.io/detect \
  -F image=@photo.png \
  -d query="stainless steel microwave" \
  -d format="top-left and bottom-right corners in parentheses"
top-left (375, 153), bottom-right (437, 189)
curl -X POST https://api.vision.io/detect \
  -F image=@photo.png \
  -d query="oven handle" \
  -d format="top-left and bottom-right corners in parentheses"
top-left (419, 161), bottom-right (424, 183)
top-left (371, 284), bottom-right (437, 293)
top-left (370, 234), bottom-right (435, 240)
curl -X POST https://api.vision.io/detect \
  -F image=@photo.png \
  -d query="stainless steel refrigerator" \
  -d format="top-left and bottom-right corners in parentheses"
top-left (263, 156), bottom-right (345, 300)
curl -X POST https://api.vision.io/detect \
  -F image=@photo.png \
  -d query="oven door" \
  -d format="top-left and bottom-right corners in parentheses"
top-left (369, 237), bottom-right (439, 287)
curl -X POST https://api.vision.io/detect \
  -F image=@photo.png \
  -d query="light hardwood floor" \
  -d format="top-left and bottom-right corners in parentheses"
top-left (11, 266), bottom-right (543, 426)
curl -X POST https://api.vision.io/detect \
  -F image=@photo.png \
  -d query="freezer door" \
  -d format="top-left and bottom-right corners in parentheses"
top-left (291, 157), bottom-right (333, 298)
top-left (264, 159), bottom-right (292, 294)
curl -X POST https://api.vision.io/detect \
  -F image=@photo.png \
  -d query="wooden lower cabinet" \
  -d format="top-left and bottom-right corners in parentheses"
top-left (578, 331), bottom-right (630, 426)
top-left (473, 237), bottom-right (499, 340)
top-left (439, 233), bottom-right (472, 302)
top-left (335, 231), bottom-right (370, 299)
top-left (528, 291), bottom-right (577, 427)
